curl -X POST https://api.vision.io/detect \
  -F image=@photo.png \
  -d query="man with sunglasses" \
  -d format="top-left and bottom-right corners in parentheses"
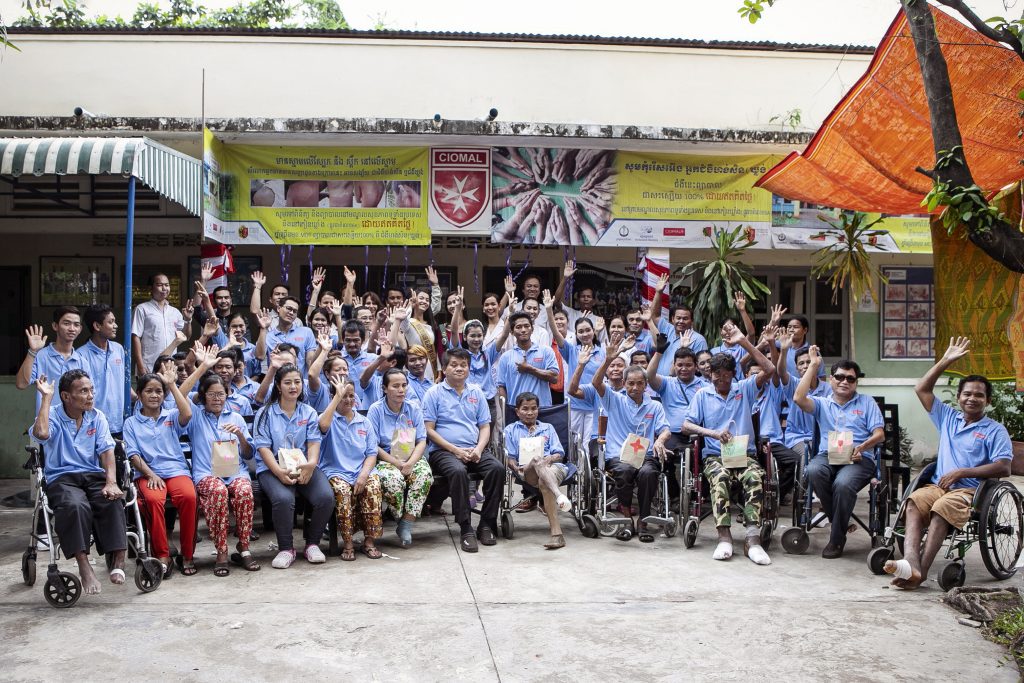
top-left (793, 346), bottom-right (884, 559)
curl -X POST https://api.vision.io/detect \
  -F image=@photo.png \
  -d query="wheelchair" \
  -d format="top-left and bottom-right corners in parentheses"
top-left (493, 395), bottom-right (590, 539)
top-left (780, 435), bottom-right (889, 555)
top-left (867, 462), bottom-right (1024, 590)
top-left (679, 428), bottom-right (779, 550)
top-left (21, 443), bottom-right (163, 608)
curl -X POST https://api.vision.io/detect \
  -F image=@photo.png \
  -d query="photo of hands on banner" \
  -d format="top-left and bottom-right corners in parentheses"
top-left (250, 180), bottom-right (422, 209)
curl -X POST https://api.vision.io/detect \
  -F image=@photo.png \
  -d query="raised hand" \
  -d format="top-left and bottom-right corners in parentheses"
top-left (159, 363), bottom-right (178, 387)
top-left (201, 263), bottom-right (214, 283)
top-left (656, 272), bottom-right (670, 291)
top-left (202, 317), bottom-right (220, 340)
top-left (251, 270), bottom-right (266, 289)
top-left (504, 275), bottom-right (516, 295)
top-left (378, 337), bottom-right (394, 359)
top-left (761, 324), bottom-right (778, 344)
top-left (621, 333), bottom-right (637, 352)
top-left (778, 327), bottom-right (793, 350)
top-left (577, 344), bottom-right (595, 366)
top-left (393, 301), bottom-right (410, 322)
top-left (256, 308), bottom-right (272, 330)
top-left (25, 325), bottom-right (47, 353)
top-left (680, 328), bottom-right (694, 348)
top-left (942, 336), bottom-right (971, 363)
top-left (317, 332), bottom-right (333, 353)
top-left (593, 316), bottom-right (606, 335)
top-left (311, 266), bottom-right (326, 288)
top-left (542, 288), bottom-right (554, 309)
top-left (770, 304), bottom-right (787, 326)
top-left (193, 341), bottom-right (219, 367)
top-left (328, 375), bottom-right (347, 395)
top-left (269, 351), bottom-right (287, 370)
top-left (640, 306), bottom-right (652, 323)
top-left (563, 260), bottom-right (576, 279)
top-left (193, 280), bottom-right (209, 302)
top-left (734, 291), bottom-right (747, 311)
top-left (425, 265), bottom-right (439, 286)
top-left (181, 300), bottom-right (195, 320)
top-left (721, 322), bottom-right (745, 346)
top-left (330, 299), bottom-right (343, 318)
top-left (605, 335), bottom-right (623, 356)
top-left (343, 266), bottom-right (357, 286)
top-left (35, 374), bottom-right (55, 399)
top-left (808, 344), bottom-right (823, 367)
top-left (454, 285), bottom-right (465, 311)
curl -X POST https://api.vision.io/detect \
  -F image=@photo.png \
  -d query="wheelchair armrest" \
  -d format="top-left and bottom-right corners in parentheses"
top-left (23, 445), bottom-right (41, 471)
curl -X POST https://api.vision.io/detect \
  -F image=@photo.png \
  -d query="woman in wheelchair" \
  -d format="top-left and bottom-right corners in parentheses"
top-left (885, 337), bottom-right (1013, 589)
top-left (366, 368), bottom-right (434, 548)
top-left (503, 392), bottom-right (571, 550)
top-left (123, 365), bottom-right (198, 577)
top-left (683, 323), bottom-right (775, 565)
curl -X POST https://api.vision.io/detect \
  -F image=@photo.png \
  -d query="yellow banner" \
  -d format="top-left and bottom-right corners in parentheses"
top-left (869, 214), bottom-right (932, 253)
top-left (202, 129), bottom-right (430, 245)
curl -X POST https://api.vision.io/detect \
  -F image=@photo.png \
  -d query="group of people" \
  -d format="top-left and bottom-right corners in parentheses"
top-left (19, 259), bottom-right (1013, 594)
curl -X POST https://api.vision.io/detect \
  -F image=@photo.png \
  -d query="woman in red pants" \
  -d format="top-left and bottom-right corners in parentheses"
top-left (123, 364), bottom-right (198, 577)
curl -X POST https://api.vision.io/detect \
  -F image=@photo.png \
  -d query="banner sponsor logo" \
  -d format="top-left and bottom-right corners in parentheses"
top-left (429, 148), bottom-right (491, 231)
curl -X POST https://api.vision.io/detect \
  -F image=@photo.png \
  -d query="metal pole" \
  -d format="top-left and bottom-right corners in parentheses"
top-left (123, 176), bottom-right (136, 420)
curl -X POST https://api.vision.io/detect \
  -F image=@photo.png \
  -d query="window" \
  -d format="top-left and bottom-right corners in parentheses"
top-left (754, 269), bottom-right (847, 361)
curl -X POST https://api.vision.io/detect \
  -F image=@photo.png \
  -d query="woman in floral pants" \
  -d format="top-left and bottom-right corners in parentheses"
top-left (318, 378), bottom-right (383, 560)
top-left (366, 368), bottom-right (433, 547)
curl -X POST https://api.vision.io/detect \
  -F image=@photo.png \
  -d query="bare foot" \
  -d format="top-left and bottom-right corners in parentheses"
top-left (81, 573), bottom-right (102, 595)
top-left (847, 524), bottom-right (858, 534)
top-left (884, 559), bottom-right (922, 590)
top-left (544, 534), bottom-right (565, 550)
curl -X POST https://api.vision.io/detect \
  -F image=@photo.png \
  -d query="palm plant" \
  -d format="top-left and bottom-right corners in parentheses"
top-left (810, 211), bottom-right (889, 360)
top-left (675, 225), bottom-right (770, 342)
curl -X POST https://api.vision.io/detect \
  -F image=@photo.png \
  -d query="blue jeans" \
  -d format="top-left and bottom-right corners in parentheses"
top-left (805, 455), bottom-right (874, 546)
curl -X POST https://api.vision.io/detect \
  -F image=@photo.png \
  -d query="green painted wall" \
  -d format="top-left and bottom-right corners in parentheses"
top-left (0, 377), bottom-right (36, 479)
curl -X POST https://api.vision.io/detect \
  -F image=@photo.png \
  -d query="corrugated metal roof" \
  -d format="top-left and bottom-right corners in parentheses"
top-left (7, 26), bottom-right (874, 54)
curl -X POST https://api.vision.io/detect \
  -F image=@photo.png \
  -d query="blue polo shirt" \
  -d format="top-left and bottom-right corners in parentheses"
top-left (753, 379), bottom-right (787, 443)
top-left (185, 408), bottom-right (252, 485)
top-left (599, 390), bottom-right (669, 462)
top-left (366, 398), bottom-right (426, 454)
top-left (655, 318), bottom-right (709, 376)
top-left (652, 375), bottom-right (710, 433)
top-left (709, 343), bottom-right (746, 364)
top-left (36, 403), bottom-right (114, 484)
top-left (929, 400), bottom-right (1012, 489)
top-left (806, 392), bottom-right (884, 461)
top-left (405, 373), bottom-right (433, 405)
top-left (77, 339), bottom-right (127, 433)
top-left (266, 322), bottom-right (317, 374)
top-left (318, 411), bottom-right (377, 484)
top-left (212, 330), bottom-right (261, 378)
top-left (305, 380), bottom-right (331, 413)
top-left (632, 329), bottom-right (654, 355)
top-left (496, 342), bottom-right (559, 407)
top-left (252, 402), bottom-right (321, 475)
top-left (685, 376), bottom-right (760, 457)
top-left (468, 344), bottom-right (500, 399)
top-left (30, 344), bottom-right (84, 413)
top-left (558, 341), bottom-right (606, 413)
top-left (503, 420), bottom-right (564, 462)
top-left (422, 381), bottom-right (490, 452)
top-left (780, 341), bottom-right (827, 379)
top-left (783, 380), bottom-right (832, 449)
top-left (342, 349), bottom-right (379, 409)
top-left (579, 383), bottom-right (625, 440)
top-left (123, 408), bottom-right (189, 479)
top-left (235, 377), bottom-right (261, 405)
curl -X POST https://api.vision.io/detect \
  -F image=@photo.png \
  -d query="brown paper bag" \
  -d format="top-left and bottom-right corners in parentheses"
top-left (212, 440), bottom-right (240, 478)
top-left (721, 434), bottom-right (749, 469)
top-left (619, 433), bottom-right (650, 469)
top-left (827, 430), bottom-right (854, 465)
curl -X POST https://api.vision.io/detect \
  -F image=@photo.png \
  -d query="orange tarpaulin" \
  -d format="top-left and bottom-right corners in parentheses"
top-left (755, 6), bottom-right (1024, 214)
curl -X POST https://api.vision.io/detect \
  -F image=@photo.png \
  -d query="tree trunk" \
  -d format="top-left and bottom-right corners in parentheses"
top-left (848, 288), bottom-right (856, 361)
top-left (901, 0), bottom-right (1024, 273)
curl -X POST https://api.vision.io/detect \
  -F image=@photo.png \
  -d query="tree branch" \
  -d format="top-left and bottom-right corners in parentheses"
top-left (915, 165), bottom-right (937, 180)
top-left (934, 0), bottom-right (1024, 60)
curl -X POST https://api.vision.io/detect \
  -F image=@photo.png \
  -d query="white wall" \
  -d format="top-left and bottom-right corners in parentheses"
top-left (0, 34), bottom-right (870, 131)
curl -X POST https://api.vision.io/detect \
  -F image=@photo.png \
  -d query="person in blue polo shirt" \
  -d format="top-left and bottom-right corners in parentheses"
top-left (496, 312), bottom-right (559, 407)
top-left (684, 323), bottom-right (776, 565)
top-left (592, 336), bottom-right (671, 544)
top-left (253, 363), bottom-right (332, 569)
top-left (782, 347), bottom-right (833, 458)
top-left (424, 348), bottom-right (504, 553)
top-left (793, 346), bottom-right (885, 559)
top-left (885, 337), bottom-right (1013, 590)
top-left (32, 369), bottom-right (125, 596)
top-left (78, 304), bottom-right (127, 436)
top-left (339, 319), bottom-right (379, 409)
top-left (17, 306), bottom-right (85, 414)
top-left (265, 296), bottom-right (317, 375)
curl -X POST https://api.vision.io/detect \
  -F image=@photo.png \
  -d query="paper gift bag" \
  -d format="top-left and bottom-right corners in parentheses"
top-left (721, 434), bottom-right (749, 469)
top-left (391, 426), bottom-right (416, 461)
top-left (619, 433), bottom-right (650, 469)
top-left (517, 436), bottom-right (545, 466)
top-left (277, 447), bottom-right (307, 474)
top-left (212, 440), bottom-right (240, 478)
top-left (828, 430), bottom-right (854, 465)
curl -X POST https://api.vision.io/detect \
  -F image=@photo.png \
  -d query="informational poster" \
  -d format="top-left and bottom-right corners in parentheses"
top-left (771, 196), bottom-right (932, 253)
top-left (490, 148), bottom-right (778, 247)
top-left (881, 267), bottom-right (935, 360)
top-left (203, 129), bottom-right (432, 245)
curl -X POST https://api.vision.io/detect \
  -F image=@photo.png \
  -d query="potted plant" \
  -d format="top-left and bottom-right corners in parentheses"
top-left (674, 225), bottom-right (770, 343)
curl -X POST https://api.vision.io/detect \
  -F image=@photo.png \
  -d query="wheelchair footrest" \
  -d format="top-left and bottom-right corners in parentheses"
top-left (601, 514), bottom-right (631, 526)
top-left (642, 515), bottom-right (673, 526)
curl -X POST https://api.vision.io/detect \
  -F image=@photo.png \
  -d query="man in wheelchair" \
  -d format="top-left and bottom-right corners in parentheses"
top-left (32, 369), bottom-right (126, 595)
top-left (885, 336), bottom-right (1013, 589)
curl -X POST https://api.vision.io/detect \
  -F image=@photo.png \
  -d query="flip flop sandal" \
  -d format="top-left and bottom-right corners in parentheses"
top-left (639, 532), bottom-right (655, 543)
top-left (230, 552), bottom-right (261, 571)
top-left (214, 562), bottom-right (230, 577)
top-left (180, 561), bottom-right (198, 576)
top-left (341, 547), bottom-right (356, 561)
top-left (358, 545), bottom-right (382, 559)
top-left (615, 528), bottom-right (634, 542)
top-left (161, 562), bottom-right (173, 580)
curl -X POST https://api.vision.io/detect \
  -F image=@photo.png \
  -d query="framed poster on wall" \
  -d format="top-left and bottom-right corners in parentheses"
top-left (40, 257), bottom-right (114, 307)
top-left (880, 266), bottom-right (934, 360)
top-left (128, 265), bottom-right (184, 309)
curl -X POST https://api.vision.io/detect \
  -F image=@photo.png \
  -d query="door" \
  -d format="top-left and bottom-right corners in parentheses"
top-left (0, 267), bottom-right (30, 374)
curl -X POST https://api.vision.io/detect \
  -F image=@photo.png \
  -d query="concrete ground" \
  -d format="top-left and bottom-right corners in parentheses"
top-left (0, 476), bottom-right (1020, 683)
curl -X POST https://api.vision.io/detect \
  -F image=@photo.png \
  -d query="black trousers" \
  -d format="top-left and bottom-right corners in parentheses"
top-left (46, 472), bottom-right (127, 559)
top-left (428, 450), bottom-right (504, 529)
top-left (769, 442), bottom-right (799, 500)
top-left (606, 458), bottom-right (659, 516)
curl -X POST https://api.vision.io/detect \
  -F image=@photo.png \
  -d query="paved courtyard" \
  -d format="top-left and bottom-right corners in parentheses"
top-left (0, 477), bottom-right (1019, 682)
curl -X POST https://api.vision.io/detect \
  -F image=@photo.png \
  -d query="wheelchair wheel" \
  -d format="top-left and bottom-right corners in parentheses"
top-left (759, 523), bottom-right (773, 551)
top-left (500, 511), bottom-right (515, 540)
top-left (581, 514), bottom-right (599, 539)
top-left (44, 572), bottom-right (82, 608)
top-left (979, 483), bottom-right (1024, 581)
top-left (663, 519), bottom-right (678, 538)
top-left (683, 518), bottom-right (698, 548)
top-left (782, 527), bottom-right (809, 555)
top-left (598, 520), bottom-right (621, 537)
top-left (21, 549), bottom-right (36, 587)
top-left (938, 560), bottom-right (966, 592)
top-left (135, 558), bottom-right (163, 593)
top-left (867, 546), bottom-right (894, 575)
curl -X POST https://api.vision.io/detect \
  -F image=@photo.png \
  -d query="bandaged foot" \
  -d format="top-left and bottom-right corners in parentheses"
top-left (884, 559), bottom-right (923, 589)
top-left (713, 541), bottom-right (733, 560)
top-left (555, 494), bottom-right (572, 512)
top-left (745, 542), bottom-right (772, 566)
top-left (109, 568), bottom-right (125, 585)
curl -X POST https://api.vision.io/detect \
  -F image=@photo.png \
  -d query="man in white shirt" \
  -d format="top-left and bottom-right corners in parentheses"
top-left (131, 273), bottom-right (192, 376)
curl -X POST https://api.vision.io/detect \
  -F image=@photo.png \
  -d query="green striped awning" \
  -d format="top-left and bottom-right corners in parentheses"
top-left (0, 137), bottom-right (202, 216)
